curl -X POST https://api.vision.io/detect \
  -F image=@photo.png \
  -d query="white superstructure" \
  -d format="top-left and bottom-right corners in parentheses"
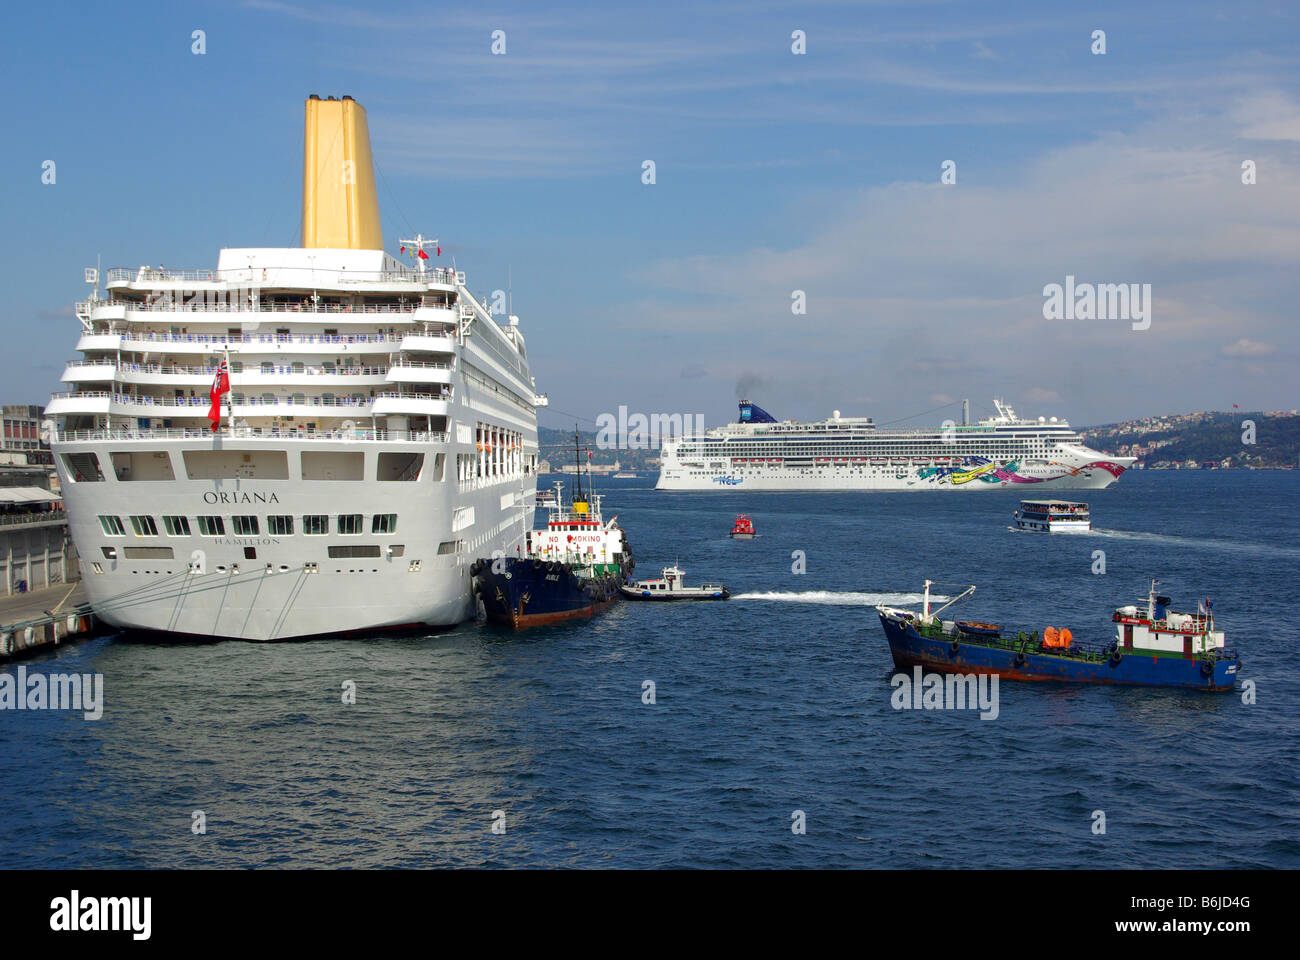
top-left (47, 96), bottom-right (547, 640)
top-left (656, 399), bottom-right (1135, 491)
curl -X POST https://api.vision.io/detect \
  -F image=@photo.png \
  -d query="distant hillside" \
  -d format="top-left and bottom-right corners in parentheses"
top-left (1081, 411), bottom-right (1300, 469)
top-left (536, 425), bottom-right (662, 473)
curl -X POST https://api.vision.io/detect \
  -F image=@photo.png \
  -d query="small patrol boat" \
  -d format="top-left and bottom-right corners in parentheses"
top-left (620, 565), bottom-right (729, 601)
top-left (729, 514), bottom-right (756, 539)
top-left (875, 579), bottom-right (1241, 690)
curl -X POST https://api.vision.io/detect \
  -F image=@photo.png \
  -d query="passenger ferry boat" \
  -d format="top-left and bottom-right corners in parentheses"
top-left (621, 565), bottom-right (729, 601)
top-left (47, 96), bottom-right (547, 640)
top-left (656, 399), bottom-right (1134, 492)
top-left (1012, 500), bottom-right (1091, 532)
top-left (474, 470), bottom-right (632, 628)
top-left (875, 580), bottom-right (1240, 690)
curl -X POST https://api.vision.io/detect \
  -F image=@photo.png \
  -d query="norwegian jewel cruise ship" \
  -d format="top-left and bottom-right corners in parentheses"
top-left (46, 96), bottom-right (546, 640)
top-left (656, 399), bottom-right (1134, 492)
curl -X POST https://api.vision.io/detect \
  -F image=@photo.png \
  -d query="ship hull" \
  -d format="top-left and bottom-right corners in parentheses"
top-left (657, 461), bottom-right (1131, 491)
top-left (51, 435), bottom-right (535, 641)
top-left (879, 615), bottom-right (1240, 691)
top-left (475, 558), bottom-right (622, 629)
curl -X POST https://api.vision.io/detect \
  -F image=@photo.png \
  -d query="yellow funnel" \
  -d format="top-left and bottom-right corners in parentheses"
top-left (300, 95), bottom-right (383, 249)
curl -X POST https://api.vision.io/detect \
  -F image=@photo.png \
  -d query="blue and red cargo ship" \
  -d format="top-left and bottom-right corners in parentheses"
top-left (875, 579), bottom-right (1240, 691)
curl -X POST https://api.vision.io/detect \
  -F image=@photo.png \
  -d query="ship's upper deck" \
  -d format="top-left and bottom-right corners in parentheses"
top-left (105, 247), bottom-right (459, 294)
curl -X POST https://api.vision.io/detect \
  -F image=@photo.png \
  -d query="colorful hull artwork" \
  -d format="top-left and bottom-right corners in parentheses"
top-left (915, 458), bottom-right (1129, 486)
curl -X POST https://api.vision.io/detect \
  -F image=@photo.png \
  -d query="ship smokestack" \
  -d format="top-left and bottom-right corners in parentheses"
top-left (962, 398), bottom-right (970, 426)
top-left (300, 95), bottom-right (383, 249)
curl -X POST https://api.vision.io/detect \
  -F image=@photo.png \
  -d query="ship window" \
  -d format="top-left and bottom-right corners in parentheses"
top-left (124, 546), bottom-right (174, 560)
top-left (377, 452), bottom-right (423, 481)
top-left (337, 514), bottom-right (364, 535)
top-left (436, 540), bottom-right (462, 555)
top-left (302, 450), bottom-right (364, 480)
top-left (372, 513), bottom-right (397, 534)
top-left (267, 515), bottom-right (293, 536)
top-left (163, 515), bottom-right (192, 536)
top-left (99, 515), bottom-right (126, 536)
top-left (101, 546), bottom-right (117, 559)
top-left (197, 516), bottom-right (225, 537)
top-left (63, 452), bottom-right (104, 482)
top-left (244, 547), bottom-right (257, 560)
top-left (182, 449), bottom-right (289, 480)
top-left (328, 545), bottom-right (382, 559)
top-left (232, 515), bottom-right (259, 536)
top-left (302, 515), bottom-right (328, 535)
top-left (129, 512), bottom-right (159, 535)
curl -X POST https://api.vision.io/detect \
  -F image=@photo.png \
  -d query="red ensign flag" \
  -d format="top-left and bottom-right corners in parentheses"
top-left (208, 361), bottom-right (230, 432)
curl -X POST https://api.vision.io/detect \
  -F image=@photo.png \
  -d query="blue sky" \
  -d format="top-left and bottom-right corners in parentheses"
top-left (3, 0), bottom-right (1298, 429)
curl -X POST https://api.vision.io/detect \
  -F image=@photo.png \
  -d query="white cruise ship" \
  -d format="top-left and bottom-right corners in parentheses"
top-left (48, 95), bottom-right (546, 640)
top-left (656, 399), bottom-right (1135, 491)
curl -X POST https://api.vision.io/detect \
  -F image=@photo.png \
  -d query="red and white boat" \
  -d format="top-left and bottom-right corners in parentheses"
top-left (729, 514), bottom-right (756, 540)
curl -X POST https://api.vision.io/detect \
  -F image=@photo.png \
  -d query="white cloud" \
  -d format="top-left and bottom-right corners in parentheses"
top-left (1221, 338), bottom-right (1277, 357)
top-left (1233, 91), bottom-right (1300, 142)
top-left (620, 99), bottom-right (1300, 423)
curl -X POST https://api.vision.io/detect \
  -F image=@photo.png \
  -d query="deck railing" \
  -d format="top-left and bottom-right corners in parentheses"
top-left (52, 427), bottom-right (449, 443)
top-left (104, 266), bottom-right (459, 285)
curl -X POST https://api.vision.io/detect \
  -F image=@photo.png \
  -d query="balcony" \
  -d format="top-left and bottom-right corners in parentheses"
top-left (52, 427), bottom-right (448, 444)
top-left (371, 392), bottom-right (452, 417)
top-left (77, 330), bottom-right (426, 356)
top-left (103, 264), bottom-right (462, 289)
top-left (0, 510), bottom-right (67, 529)
top-left (385, 360), bottom-right (455, 385)
top-left (85, 298), bottom-right (451, 318)
top-left (64, 360), bottom-right (398, 386)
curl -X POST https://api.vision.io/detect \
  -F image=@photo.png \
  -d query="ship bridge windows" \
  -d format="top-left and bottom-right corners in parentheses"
top-left (267, 515), bottom-right (293, 536)
top-left (163, 516), bottom-right (191, 536)
top-left (372, 514), bottom-right (397, 534)
top-left (232, 516), bottom-right (259, 536)
top-left (99, 515), bottom-right (126, 537)
top-left (129, 515), bottom-right (159, 537)
top-left (337, 514), bottom-right (364, 535)
top-left (303, 515), bottom-right (328, 535)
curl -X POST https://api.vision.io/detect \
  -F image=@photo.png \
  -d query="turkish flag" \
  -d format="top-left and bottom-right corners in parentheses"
top-left (208, 361), bottom-right (230, 432)
top-left (417, 249), bottom-right (429, 260)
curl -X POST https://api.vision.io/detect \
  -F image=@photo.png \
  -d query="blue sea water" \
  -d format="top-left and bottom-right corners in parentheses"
top-left (1, 470), bottom-right (1297, 869)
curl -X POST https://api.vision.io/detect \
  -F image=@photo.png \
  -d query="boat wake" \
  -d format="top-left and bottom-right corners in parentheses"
top-left (732, 590), bottom-right (946, 606)
top-left (1089, 528), bottom-right (1300, 559)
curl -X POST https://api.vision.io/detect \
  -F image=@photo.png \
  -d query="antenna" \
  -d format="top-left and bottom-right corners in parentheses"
top-left (399, 234), bottom-right (438, 275)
